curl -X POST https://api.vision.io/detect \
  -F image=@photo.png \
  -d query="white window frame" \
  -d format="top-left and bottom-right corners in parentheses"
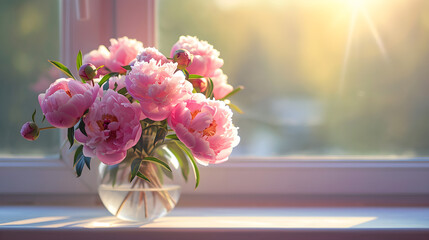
top-left (2, 0), bottom-right (429, 202)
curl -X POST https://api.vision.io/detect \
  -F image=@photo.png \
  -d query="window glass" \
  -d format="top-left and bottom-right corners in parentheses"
top-left (0, 0), bottom-right (59, 156)
top-left (158, 0), bottom-right (429, 157)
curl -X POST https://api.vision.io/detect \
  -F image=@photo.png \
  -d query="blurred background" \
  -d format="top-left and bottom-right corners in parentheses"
top-left (0, 0), bottom-right (60, 156)
top-left (158, 0), bottom-right (429, 157)
top-left (3, 0), bottom-right (429, 158)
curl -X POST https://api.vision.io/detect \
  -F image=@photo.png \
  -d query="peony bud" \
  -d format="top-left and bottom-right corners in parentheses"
top-left (189, 78), bottom-right (207, 93)
top-left (20, 122), bottom-right (40, 141)
top-left (172, 49), bottom-right (193, 70)
top-left (79, 63), bottom-right (97, 81)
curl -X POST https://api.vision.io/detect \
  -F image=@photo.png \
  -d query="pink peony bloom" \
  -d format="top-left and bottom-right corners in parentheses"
top-left (136, 47), bottom-right (168, 65)
top-left (75, 90), bottom-right (142, 165)
top-left (170, 36), bottom-right (224, 77)
top-left (168, 93), bottom-right (240, 164)
top-left (107, 75), bottom-right (126, 91)
top-left (20, 122), bottom-right (39, 141)
top-left (108, 37), bottom-right (143, 74)
top-left (38, 78), bottom-right (99, 128)
top-left (82, 45), bottom-right (110, 76)
top-left (125, 59), bottom-right (194, 121)
top-left (211, 69), bottom-right (233, 99)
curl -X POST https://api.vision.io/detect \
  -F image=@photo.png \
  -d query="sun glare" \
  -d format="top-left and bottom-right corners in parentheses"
top-left (346, 0), bottom-right (365, 9)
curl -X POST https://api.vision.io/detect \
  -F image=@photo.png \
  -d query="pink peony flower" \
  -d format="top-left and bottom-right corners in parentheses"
top-left (20, 122), bottom-right (39, 141)
top-left (168, 93), bottom-right (240, 164)
top-left (38, 78), bottom-right (99, 128)
top-left (136, 47), bottom-right (168, 65)
top-left (211, 69), bottom-right (233, 99)
top-left (170, 36), bottom-right (224, 77)
top-left (97, 76), bottom-right (147, 126)
top-left (107, 75), bottom-right (126, 91)
top-left (108, 37), bottom-right (143, 74)
top-left (125, 59), bottom-right (194, 121)
top-left (82, 45), bottom-right (110, 76)
top-left (75, 90), bottom-right (142, 165)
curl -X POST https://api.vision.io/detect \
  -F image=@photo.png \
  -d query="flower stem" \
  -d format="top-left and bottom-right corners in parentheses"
top-left (39, 126), bottom-right (56, 131)
top-left (115, 179), bottom-right (138, 217)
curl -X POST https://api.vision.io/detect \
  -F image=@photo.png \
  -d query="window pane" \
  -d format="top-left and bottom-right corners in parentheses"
top-left (0, 0), bottom-right (59, 156)
top-left (159, 0), bottom-right (429, 157)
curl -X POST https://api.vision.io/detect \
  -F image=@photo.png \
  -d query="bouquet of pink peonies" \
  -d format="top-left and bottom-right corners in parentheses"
top-left (21, 36), bottom-right (241, 220)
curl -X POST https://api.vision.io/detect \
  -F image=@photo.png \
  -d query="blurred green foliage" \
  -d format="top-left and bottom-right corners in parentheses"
top-left (0, 0), bottom-right (59, 155)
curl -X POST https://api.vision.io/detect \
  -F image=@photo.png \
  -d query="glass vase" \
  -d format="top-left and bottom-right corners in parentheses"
top-left (98, 142), bottom-right (185, 223)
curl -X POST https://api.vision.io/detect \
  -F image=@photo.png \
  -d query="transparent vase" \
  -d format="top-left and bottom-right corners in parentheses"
top-left (98, 142), bottom-right (186, 223)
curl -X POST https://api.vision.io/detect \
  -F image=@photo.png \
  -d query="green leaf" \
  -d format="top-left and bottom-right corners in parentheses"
top-left (103, 80), bottom-right (110, 91)
top-left (154, 127), bottom-right (168, 146)
top-left (167, 141), bottom-right (189, 182)
top-left (204, 77), bottom-right (214, 99)
top-left (143, 156), bottom-right (172, 172)
top-left (67, 127), bottom-right (75, 149)
top-left (107, 164), bottom-right (119, 187)
top-left (49, 60), bottom-right (75, 79)
top-left (75, 156), bottom-right (85, 177)
top-left (174, 141), bottom-right (200, 188)
top-left (42, 115), bottom-right (46, 123)
top-left (84, 156), bottom-right (91, 170)
top-left (98, 72), bottom-right (119, 87)
top-left (166, 134), bottom-right (179, 140)
top-left (228, 102), bottom-right (244, 114)
top-left (133, 135), bottom-right (144, 153)
top-left (73, 145), bottom-right (90, 177)
top-left (181, 69), bottom-right (189, 79)
top-left (76, 118), bottom-right (87, 137)
top-left (31, 109), bottom-right (36, 122)
top-left (130, 158), bottom-right (142, 182)
top-left (160, 165), bottom-right (173, 180)
top-left (117, 87), bottom-right (127, 95)
top-left (188, 74), bottom-right (204, 79)
top-left (136, 171), bottom-right (151, 182)
top-left (76, 50), bottom-right (82, 72)
top-left (73, 145), bottom-right (84, 166)
top-left (113, 82), bottom-right (118, 91)
top-left (121, 65), bottom-right (132, 71)
top-left (220, 86), bottom-right (244, 100)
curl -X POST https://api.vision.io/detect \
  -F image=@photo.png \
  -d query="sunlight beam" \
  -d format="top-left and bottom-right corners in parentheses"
top-left (142, 216), bottom-right (377, 229)
top-left (361, 7), bottom-right (389, 62)
top-left (0, 216), bottom-right (68, 226)
top-left (338, 8), bottom-right (358, 96)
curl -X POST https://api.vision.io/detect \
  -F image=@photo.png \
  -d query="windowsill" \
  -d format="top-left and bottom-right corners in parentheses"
top-left (1, 205), bottom-right (428, 240)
